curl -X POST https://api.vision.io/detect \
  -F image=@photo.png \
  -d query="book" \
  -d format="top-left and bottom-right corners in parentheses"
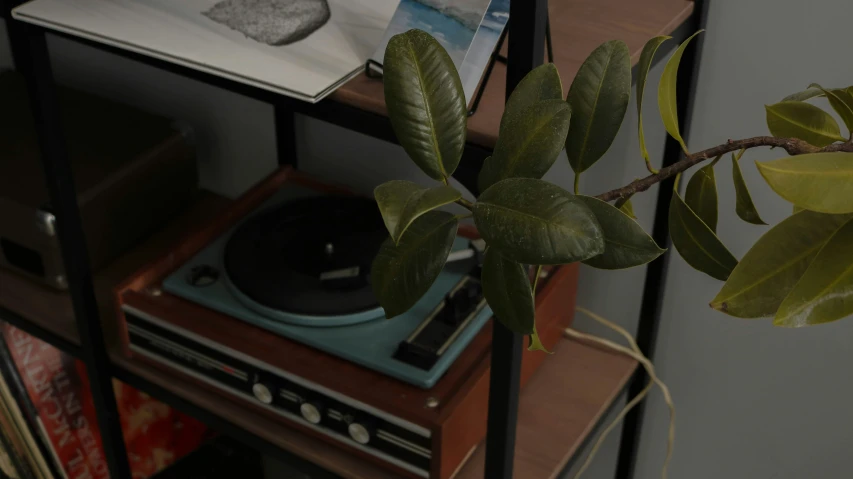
top-left (13, 0), bottom-right (400, 103)
top-left (1, 323), bottom-right (213, 478)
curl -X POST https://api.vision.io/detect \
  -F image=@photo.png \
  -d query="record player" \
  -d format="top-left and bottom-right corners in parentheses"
top-left (116, 168), bottom-right (579, 479)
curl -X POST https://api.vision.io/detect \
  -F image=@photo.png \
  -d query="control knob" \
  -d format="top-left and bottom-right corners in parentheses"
top-left (300, 401), bottom-right (324, 424)
top-left (347, 416), bottom-right (375, 445)
top-left (251, 381), bottom-right (275, 405)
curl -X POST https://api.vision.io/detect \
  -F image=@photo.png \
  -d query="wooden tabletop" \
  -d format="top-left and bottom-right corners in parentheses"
top-left (331, 0), bottom-right (694, 149)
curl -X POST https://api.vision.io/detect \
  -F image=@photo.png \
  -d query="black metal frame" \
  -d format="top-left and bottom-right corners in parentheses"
top-left (614, 1), bottom-right (708, 478)
top-left (0, 0), bottom-right (706, 477)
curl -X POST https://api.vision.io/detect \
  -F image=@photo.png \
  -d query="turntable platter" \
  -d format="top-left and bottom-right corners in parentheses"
top-left (223, 196), bottom-right (387, 320)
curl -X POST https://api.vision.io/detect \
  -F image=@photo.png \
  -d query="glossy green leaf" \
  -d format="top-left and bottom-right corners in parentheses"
top-left (528, 327), bottom-right (550, 353)
top-left (473, 178), bottom-right (604, 264)
top-left (565, 40), bottom-right (631, 173)
top-left (826, 89), bottom-right (853, 134)
top-left (684, 157), bottom-right (719, 231)
top-left (710, 210), bottom-right (850, 318)
top-left (478, 100), bottom-right (572, 192)
top-left (781, 88), bottom-right (825, 102)
top-left (372, 211), bottom-right (458, 318)
top-left (764, 101), bottom-right (845, 147)
top-left (658, 30), bottom-right (703, 153)
top-left (731, 154), bottom-right (766, 225)
top-left (481, 248), bottom-right (535, 334)
top-left (374, 180), bottom-right (462, 243)
top-left (775, 218), bottom-right (853, 327)
top-left (808, 83), bottom-right (853, 134)
top-left (501, 63), bottom-right (563, 132)
top-left (757, 152), bottom-right (853, 214)
top-left (636, 35), bottom-right (670, 171)
top-left (669, 184), bottom-right (737, 280)
top-left (578, 195), bottom-right (665, 269)
top-left (384, 30), bottom-right (467, 180)
top-left (618, 197), bottom-right (637, 219)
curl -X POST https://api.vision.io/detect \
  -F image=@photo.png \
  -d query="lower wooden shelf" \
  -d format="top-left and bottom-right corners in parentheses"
top-left (0, 189), bottom-right (637, 478)
top-left (112, 336), bottom-right (635, 479)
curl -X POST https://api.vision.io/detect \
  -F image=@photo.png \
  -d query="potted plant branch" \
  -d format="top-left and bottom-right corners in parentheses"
top-left (370, 28), bottom-right (853, 354)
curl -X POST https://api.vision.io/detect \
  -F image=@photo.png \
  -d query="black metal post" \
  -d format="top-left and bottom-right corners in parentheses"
top-left (274, 104), bottom-right (299, 167)
top-left (613, 2), bottom-right (708, 478)
top-left (18, 25), bottom-right (132, 479)
top-left (483, 2), bottom-right (548, 479)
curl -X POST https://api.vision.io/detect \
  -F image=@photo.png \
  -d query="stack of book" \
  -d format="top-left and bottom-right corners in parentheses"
top-left (0, 323), bottom-right (213, 478)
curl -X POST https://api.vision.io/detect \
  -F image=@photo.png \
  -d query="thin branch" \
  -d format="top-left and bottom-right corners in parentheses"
top-left (456, 197), bottom-right (475, 210)
top-left (595, 136), bottom-right (853, 202)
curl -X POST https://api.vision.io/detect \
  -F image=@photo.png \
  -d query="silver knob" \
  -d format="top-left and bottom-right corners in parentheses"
top-left (348, 423), bottom-right (371, 444)
top-left (252, 383), bottom-right (273, 404)
top-left (300, 402), bottom-right (322, 424)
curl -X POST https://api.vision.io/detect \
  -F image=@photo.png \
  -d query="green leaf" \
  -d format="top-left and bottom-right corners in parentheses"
top-left (478, 99), bottom-right (572, 192)
top-left (808, 83), bottom-right (853, 134)
top-left (636, 35), bottom-right (670, 171)
top-left (578, 195), bottom-right (665, 269)
top-left (764, 101), bottom-right (845, 147)
top-left (793, 205), bottom-right (805, 214)
top-left (756, 152), bottom-right (853, 214)
top-left (528, 327), bottom-right (551, 353)
top-left (658, 30), bottom-right (703, 153)
top-left (473, 178), bottom-right (604, 264)
top-left (669, 184), bottom-right (737, 280)
top-left (710, 210), bottom-right (850, 318)
top-left (565, 40), bottom-right (631, 173)
top-left (501, 63), bottom-right (563, 132)
top-left (826, 89), bottom-right (853, 134)
top-left (618, 197), bottom-right (636, 219)
top-left (481, 248), bottom-right (535, 334)
top-left (383, 30), bottom-right (467, 180)
top-left (684, 158), bottom-right (719, 231)
top-left (374, 180), bottom-right (462, 243)
top-left (781, 88), bottom-right (825, 102)
top-left (371, 211), bottom-right (458, 318)
top-left (775, 218), bottom-right (853, 327)
top-left (731, 154), bottom-right (766, 225)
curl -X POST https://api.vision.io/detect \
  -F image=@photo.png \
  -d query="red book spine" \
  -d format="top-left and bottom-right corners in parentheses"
top-left (2, 324), bottom-right (210, 478)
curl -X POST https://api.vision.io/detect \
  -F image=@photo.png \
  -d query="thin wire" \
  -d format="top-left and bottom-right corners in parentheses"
top-left (564, 307), bottom-right (676, 479)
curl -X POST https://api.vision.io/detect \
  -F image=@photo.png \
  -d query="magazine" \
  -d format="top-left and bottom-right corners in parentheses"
top-left (1, 323), bottom-right (212, 478)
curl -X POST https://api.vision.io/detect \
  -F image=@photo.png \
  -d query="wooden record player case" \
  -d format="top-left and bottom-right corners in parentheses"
top-left (115, 168), bottom-right (580, 479)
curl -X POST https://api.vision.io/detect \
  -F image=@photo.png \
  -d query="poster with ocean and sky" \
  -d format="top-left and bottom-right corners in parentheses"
top-left (459, 0), bottom-right (509, 101)
top-left (371, 0), bottom-right (492, 75)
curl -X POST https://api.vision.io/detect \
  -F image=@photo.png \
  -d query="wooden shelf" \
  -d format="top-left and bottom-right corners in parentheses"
top-left (0, 184), bottom-right (636, 477)
top-left (112, 336), bottom-right (634, 479)
top-left (332, 0), bottom-right (694, 149)
top-left (0, 192), bottom-right (230, 351)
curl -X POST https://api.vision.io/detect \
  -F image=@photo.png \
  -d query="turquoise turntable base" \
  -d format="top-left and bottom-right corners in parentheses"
top-left (162, 188), bottom-right (492, 389)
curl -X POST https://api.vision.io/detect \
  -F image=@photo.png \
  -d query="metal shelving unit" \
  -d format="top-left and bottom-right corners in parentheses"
top-left (0, 0), bottom-right (706, 478)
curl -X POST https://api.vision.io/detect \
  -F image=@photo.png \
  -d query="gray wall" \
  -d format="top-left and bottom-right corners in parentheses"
top-left (2, 0), bottom-right (852, 477)
top-left (634, 2), bottom-right (853, 479)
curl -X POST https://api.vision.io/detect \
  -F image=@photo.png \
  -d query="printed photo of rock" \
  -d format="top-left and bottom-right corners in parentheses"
top-left (203, 0), bottom-right (332, 46)
top-left (12, 0), bottom-right (400, 103)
